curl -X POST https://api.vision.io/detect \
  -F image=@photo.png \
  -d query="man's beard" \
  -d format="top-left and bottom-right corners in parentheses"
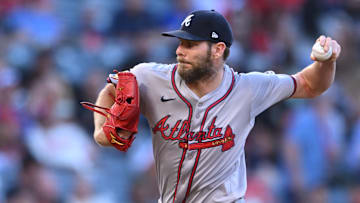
top-left (177, 48), bottom-right (216, 84)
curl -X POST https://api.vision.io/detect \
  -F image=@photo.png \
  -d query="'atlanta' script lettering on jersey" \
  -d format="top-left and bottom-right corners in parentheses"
top-left (152, 115), bottom-right (236, 151)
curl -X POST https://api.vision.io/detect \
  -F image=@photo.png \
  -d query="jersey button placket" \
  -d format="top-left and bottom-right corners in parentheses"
top-left (196, 102), bottom-right (204, 118)
top-left (187, 151), bottom-right (195, 159)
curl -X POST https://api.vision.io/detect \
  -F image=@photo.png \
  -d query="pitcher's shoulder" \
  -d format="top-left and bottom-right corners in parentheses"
top-left (130, 62), bottom-right (177, 83)
top-left (235, 70), bottom-right (281, 84)
top-left (131, 62), bottom-right (176, 77)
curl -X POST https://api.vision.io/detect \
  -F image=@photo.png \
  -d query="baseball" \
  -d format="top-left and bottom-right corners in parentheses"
top-left (311, 41), bottom-right (332, 61)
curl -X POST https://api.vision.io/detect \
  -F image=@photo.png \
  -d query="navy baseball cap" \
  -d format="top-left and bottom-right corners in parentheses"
top-left (162, 10), bottom-right (233, 47)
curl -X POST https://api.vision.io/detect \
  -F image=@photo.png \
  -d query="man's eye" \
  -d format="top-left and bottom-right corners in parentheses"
top-left (180, 41), bottom-right (197, 48)
top-left (186, 42), bottom-right (197, 48)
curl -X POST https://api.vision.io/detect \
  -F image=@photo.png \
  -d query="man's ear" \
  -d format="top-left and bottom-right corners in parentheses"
top-left (212, 42), bottom-right (226, 59)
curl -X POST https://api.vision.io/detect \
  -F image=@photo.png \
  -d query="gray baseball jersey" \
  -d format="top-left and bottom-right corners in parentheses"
top-left (130, 63), bottom-right (296, 203)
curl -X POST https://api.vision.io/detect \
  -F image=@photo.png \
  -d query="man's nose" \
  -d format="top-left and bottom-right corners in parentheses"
top-left (176, 45), bottom-right (185, 57)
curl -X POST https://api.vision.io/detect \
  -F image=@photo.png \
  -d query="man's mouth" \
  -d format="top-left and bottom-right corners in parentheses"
top-left (177, 59), bottom-right (191, 65)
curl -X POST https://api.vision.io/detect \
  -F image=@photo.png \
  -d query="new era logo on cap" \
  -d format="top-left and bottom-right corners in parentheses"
top-left (211, 32), bottom-right (219, 39)
top-left (162, 10), bottom-right (233, 47)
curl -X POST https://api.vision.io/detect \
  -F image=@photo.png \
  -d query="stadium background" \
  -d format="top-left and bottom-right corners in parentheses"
top-left (0, 0), bottom-right (360, 202)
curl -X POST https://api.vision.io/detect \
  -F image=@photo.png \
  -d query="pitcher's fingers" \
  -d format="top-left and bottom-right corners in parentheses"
top-left (323, 37), bottom-right (332, 52)
top-left (317, 35), bottom-right (326, 44)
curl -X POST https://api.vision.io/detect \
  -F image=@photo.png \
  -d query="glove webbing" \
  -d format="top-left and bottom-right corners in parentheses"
top-left (80, 101), bottom-right (128, 121)
top-left (80, 101), bottom-right (135, 152)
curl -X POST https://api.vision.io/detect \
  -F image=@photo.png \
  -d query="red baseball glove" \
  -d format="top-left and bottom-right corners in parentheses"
top-left (81, 72), bottom-right (140, 152)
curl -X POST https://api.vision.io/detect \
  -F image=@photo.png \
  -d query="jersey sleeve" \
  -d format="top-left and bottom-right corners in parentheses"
top-left (129, 63), bottom-right (152, 116)
top-left (129, 62), bottom-right (173, 118)
top-left (247, 71), bottom-right (296, 117)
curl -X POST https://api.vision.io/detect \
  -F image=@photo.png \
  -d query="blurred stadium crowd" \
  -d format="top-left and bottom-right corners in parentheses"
top-left (0, 0), bottom-right (360, 202)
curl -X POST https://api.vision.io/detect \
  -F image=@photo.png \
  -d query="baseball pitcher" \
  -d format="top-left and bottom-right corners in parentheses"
top-left (81, 10), bottom-right (341, 203)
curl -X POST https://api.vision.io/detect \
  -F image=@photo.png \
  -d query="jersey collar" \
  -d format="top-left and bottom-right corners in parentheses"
top-left (174, 64), bottom-right (234, 105)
